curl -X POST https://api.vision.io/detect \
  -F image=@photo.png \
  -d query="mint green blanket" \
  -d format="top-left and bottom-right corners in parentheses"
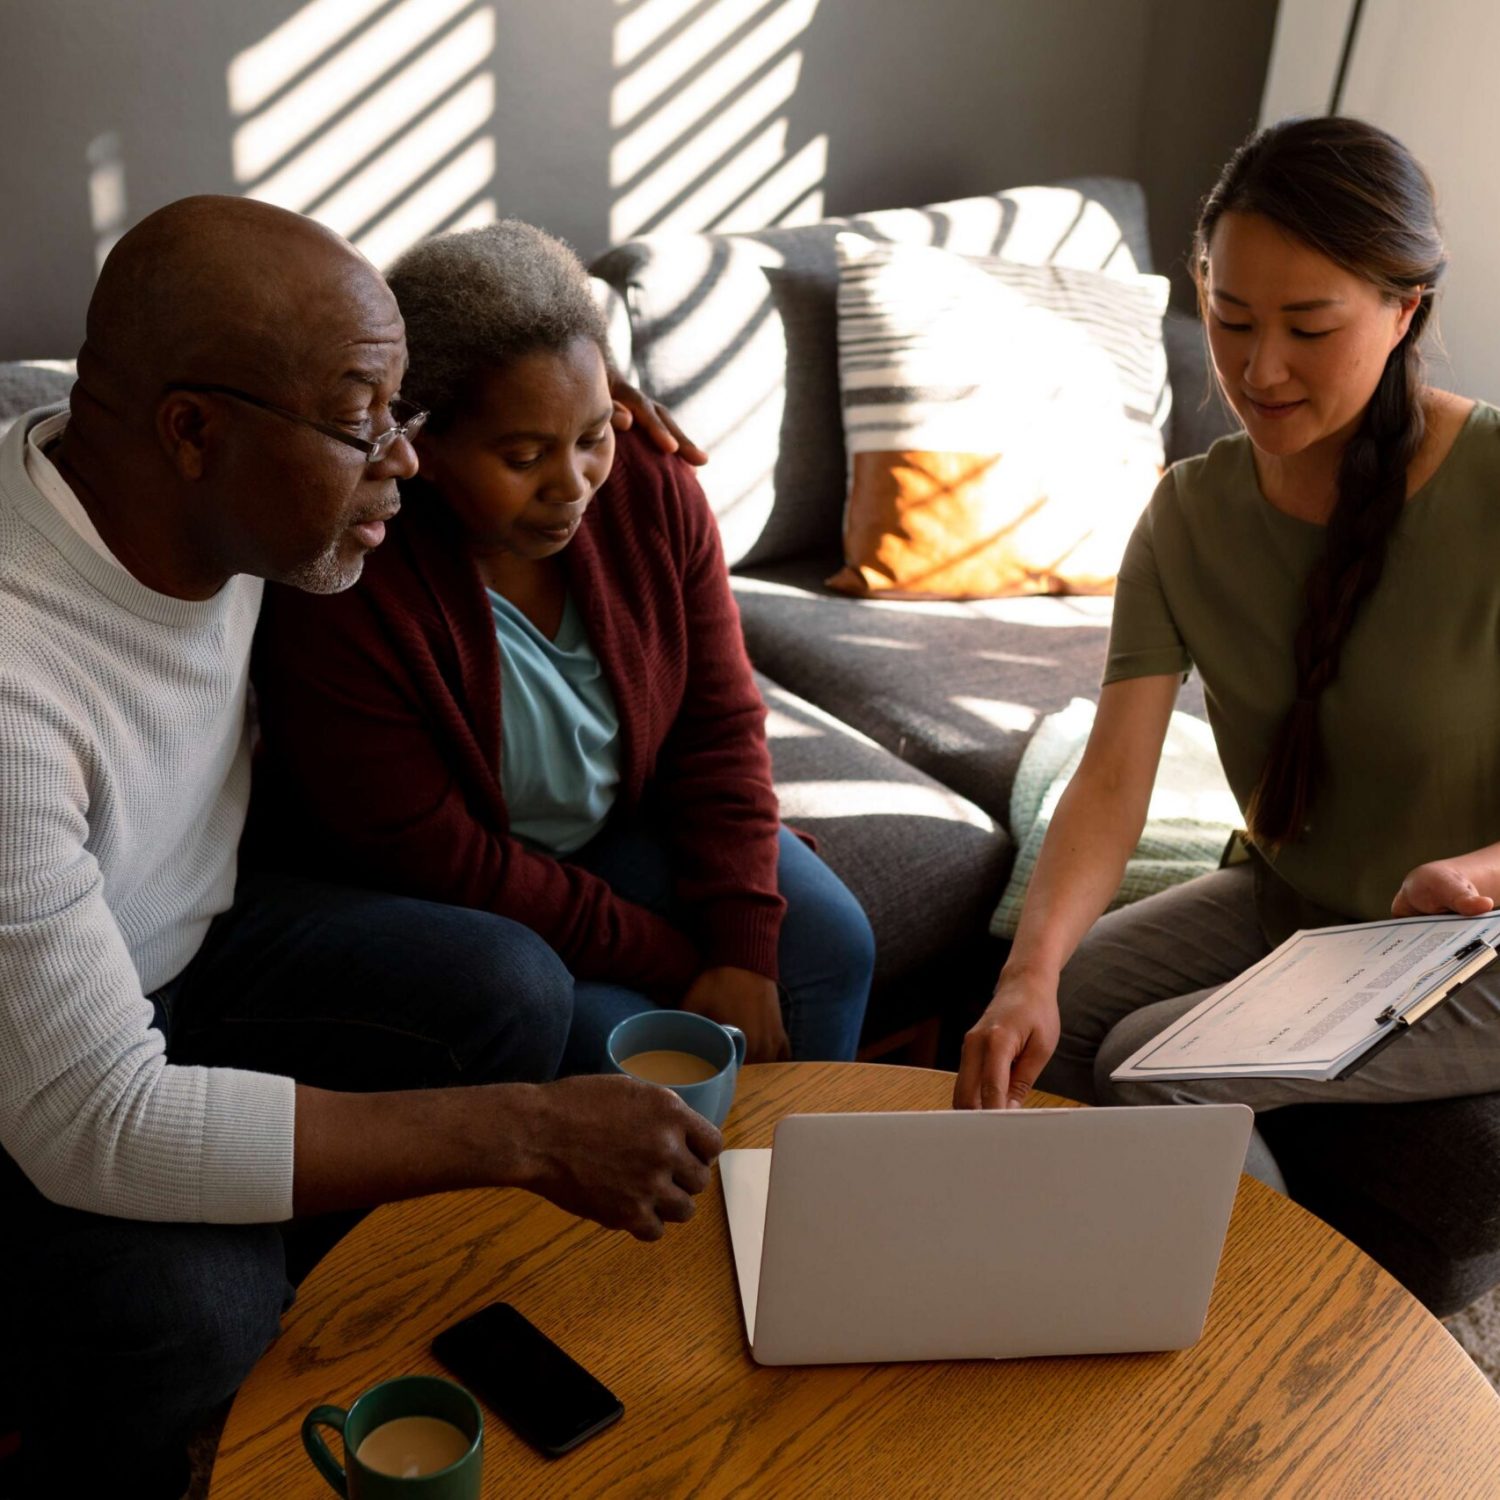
top-left (991, 697), bottom-right (1241, 939)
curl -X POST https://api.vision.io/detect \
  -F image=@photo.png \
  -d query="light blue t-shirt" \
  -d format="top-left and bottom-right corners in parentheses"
top-left (488, 588), bottom-right (622, 855)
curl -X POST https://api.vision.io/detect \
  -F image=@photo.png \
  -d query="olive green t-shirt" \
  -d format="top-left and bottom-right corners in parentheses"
top-left (1105, 401), bottom-right (1500, 940)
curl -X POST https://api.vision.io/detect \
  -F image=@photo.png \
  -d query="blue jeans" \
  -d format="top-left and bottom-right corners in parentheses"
top-left (561, 824), bottom-right (873, 1074)
top-left (1, 874), bottom-right (572, 1499)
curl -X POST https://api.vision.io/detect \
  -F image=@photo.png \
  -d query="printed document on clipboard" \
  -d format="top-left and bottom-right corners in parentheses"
top-left (1110, 911), bottom-right (1500, 1083)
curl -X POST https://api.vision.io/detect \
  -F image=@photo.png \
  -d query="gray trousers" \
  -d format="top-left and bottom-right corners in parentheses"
top-left (1034, 864), bottom-right (1500, 1191)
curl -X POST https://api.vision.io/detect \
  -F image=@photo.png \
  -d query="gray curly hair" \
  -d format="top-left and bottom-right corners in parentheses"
top-left (385, 219), bottom-right (610, 426)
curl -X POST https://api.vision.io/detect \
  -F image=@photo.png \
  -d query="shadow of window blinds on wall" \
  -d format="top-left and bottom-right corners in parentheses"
top-left (227, 0), bottom-right (500, 269)
top-left (609, 0), bottom-right (829, 243)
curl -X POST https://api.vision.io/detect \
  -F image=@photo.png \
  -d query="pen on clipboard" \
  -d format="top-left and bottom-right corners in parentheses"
top-left (1374, 937), bottom-right (1497, 1031)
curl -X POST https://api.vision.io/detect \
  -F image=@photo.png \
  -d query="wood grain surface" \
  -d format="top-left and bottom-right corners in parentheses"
top-left (210, 1064), bottom-right (1500, 1499)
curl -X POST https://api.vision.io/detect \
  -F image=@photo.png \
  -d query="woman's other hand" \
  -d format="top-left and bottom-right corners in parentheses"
top-left (1392, 859), bottom-right (1497, 917)
top-left (682, 966), bottom-right (790, 1063)
top-left (609, 375), bottom-right (709, 465)
top-left (953, 967), bottom-right (1061, 1110)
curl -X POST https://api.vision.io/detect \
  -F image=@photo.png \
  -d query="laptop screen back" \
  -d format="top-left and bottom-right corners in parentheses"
top-left (739, 1105), bottom-right (1251, 1366)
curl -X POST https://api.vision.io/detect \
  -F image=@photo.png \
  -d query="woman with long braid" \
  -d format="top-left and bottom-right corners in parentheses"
top-left (953, 116), bottom-right (1500, 1189)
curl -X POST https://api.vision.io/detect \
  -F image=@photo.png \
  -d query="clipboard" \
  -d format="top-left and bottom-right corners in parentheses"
top-left (1110, 913), bottom-right (1500, 1085)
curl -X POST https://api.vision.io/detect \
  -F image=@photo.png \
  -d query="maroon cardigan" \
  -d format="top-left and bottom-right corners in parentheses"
top-left (250, 429), bottom-right (784, 999)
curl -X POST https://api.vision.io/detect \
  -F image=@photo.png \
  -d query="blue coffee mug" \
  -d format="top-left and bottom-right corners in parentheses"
top-left (604, 1011), bottom-right (747, 1127)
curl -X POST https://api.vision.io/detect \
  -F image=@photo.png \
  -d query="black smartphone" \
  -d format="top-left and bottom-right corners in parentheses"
top-left (431, 1301), bottom-right (624, 1457)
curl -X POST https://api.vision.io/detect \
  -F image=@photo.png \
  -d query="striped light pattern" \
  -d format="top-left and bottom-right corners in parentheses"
top-left (835, 233), bottom-right (1172, 467)
top-left (226, 1), bottom-right (499, 269)
top-left (609, 0), bottom-right (828, 243)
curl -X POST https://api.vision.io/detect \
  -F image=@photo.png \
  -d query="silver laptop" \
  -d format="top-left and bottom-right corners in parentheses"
top-left (720, 1105), bottom-right (1252, 1365)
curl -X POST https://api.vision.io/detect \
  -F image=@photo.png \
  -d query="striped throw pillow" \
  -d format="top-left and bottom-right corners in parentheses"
top-left (828, 233), bottom-right (1170, 599)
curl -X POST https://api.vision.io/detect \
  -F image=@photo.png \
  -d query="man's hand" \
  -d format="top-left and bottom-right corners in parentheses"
top-left (609, 375), bottom-right (708, 465)
top-left (682, 965), bottom-right (789, 1063)
top-left (952, 969), bottom-right (1060, 1110)
top-left (1393, 860), bottom-right (1496, 918)
top-left (517, 1075), bottom-right (722, 1241)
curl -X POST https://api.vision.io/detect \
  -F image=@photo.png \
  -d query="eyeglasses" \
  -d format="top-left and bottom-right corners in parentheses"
top-left (165, 381), bottom-right (428, 463)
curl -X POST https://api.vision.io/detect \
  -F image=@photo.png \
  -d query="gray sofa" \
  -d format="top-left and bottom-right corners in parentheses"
top-left (591, 177), bottom-right (1500, 1316)
top-left (3, 177), bottom-right (1496, 1317)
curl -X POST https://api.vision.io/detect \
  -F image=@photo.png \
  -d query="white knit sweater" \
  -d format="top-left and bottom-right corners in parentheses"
top-left (0, 407), bottom-right (294, 1222)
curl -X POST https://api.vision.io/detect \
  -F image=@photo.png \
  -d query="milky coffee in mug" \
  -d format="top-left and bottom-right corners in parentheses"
top-left (302, 1374), bottom-right (482, 1497)
top-left (618, 1049), bottom-right (720, 1085)
top-left (605, 1010), bottom-right (747, 1127)
top-left (357, 1415), bottom-right (471, 1478)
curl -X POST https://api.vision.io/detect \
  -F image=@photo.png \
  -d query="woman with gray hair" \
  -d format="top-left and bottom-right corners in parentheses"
top-left (252, 220), bottom-right (872, 1068)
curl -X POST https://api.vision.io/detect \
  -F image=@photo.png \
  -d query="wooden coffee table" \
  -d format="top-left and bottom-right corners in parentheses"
top-left (209, 1064), bottom-right (1500, 1497)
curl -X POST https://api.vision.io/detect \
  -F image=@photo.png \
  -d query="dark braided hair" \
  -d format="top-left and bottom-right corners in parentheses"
top-left (1193, 117), bottom-right (1446, 849)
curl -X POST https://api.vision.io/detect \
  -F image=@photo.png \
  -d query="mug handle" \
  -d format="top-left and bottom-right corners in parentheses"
top-left (724, 1024), bottom-right (747, 1067)
top-left (301, 1404), bottom-right (351, 1495)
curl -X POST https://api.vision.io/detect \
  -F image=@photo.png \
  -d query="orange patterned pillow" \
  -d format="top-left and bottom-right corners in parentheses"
top-left (829, 449), bottom-right (1151, 598)
top-left (827, 234), bottom-right (1168, 600)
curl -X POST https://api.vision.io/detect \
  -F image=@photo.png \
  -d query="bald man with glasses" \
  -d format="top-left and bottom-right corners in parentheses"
top-left (0, 197), bottom-right (718, 1500)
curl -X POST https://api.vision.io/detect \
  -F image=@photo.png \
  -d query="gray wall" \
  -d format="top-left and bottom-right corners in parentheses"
top-left (0, 0), bottom-right (1276, 360)
top-left (1140, 0), bottom-right (1286, 296)
top-left (1263, 0), bottom-right (1500, 402)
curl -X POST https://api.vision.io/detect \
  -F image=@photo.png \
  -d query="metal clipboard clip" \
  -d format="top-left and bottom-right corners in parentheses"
top-left (1374, 938), bottom-right (1496, 1031)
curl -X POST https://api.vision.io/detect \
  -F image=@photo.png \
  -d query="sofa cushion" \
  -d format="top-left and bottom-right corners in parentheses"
top-left (592, 178), bottom-right (1154, 570)
top-left (738, 558), bottom-right (1205, 829)
top-left (756, 673), bottom-right (1011, 1007)
top-left (1162, 309), bottom-right (1238, 464)
top-left (589, 277), bottom-right (636, 384)
top-left (0, 361), bottom-right (74, 435)
top-left (829, 233), bottom-right (1169, 599)
top-left (838, 233), bottom-right (1171, 469)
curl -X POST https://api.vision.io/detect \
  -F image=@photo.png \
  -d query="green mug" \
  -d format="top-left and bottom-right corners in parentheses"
top-left (302, 1375), bottom-right (483, 1497)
